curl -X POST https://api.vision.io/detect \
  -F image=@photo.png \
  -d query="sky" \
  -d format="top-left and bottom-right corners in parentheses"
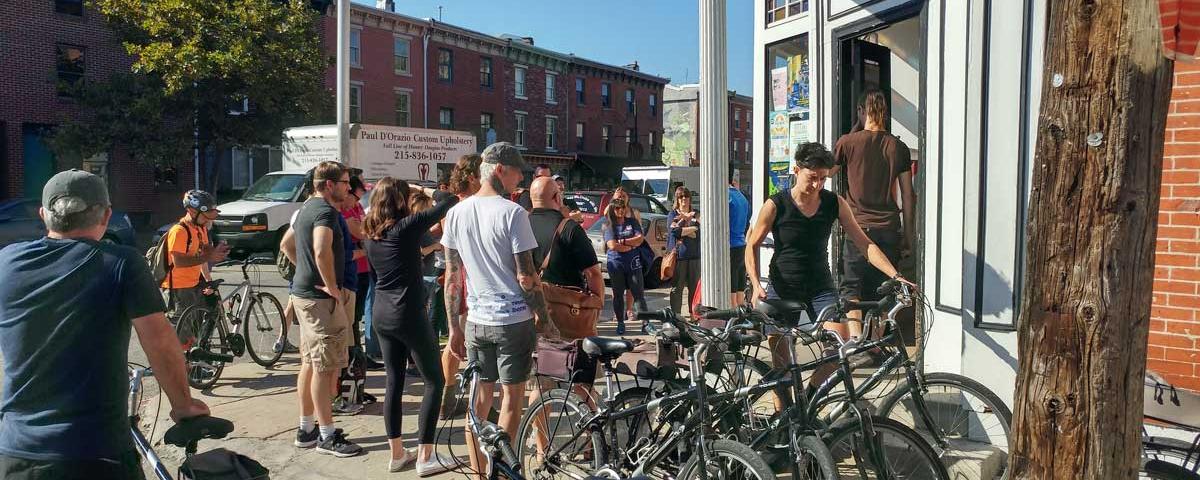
top-left (353, 0), bottom-right (755, 93)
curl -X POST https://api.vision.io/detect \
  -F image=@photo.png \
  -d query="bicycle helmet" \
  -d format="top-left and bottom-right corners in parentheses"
top-left (183, 190), bottom-right (219, 213)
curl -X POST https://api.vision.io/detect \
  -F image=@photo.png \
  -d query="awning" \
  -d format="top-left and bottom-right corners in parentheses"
top-left (520, 152), bottom-right (576, 173)
top-left (576, 154), bottom-right (665, 179)
top-left (1160, 0), bottom-right (1200, 60)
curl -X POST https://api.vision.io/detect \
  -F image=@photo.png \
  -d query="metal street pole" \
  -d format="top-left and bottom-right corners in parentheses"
top-left (699, 0), bottom-right (731, 308)
top-left (336, 0), bottom-right (350, 162)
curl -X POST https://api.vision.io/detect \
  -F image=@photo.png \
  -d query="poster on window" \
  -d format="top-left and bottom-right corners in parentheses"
top-left (786, 54), bottom-right (810, 115)
top-left (769, 111), bottom-right (790, 165)
top-left (789, 117), bottom-right (808, 152)
top-left (771, 67), bottom-right (788, 111)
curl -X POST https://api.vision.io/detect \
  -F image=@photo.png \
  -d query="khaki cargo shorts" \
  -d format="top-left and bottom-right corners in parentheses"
top-left (291, 295), bottom-right (351, 372)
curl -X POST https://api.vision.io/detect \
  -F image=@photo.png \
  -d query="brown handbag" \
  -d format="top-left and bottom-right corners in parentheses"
top-left (539, 218), bottom-right (604, 340)
top-left (660, 247), bottom-right (678, 281)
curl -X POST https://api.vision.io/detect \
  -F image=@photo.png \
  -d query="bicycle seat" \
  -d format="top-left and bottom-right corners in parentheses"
top-left (164, 415), bottom-right (234, 447)
top-left (582, 337), bottom-right (635, 359)
top-left (755, 299), bottom-right (814, 330)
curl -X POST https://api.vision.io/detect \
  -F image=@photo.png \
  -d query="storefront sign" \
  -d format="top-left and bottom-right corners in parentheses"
top-left (282, 124), bottom-right (476, 181)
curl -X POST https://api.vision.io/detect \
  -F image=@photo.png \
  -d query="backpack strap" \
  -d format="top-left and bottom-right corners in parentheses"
top-left (539, 218), bottom-right (572, 275)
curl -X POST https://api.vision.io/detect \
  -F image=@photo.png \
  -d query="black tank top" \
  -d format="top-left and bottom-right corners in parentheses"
top-left (768, 188), bottom-right (838, 297)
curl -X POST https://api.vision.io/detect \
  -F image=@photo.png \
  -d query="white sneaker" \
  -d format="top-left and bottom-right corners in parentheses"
top-left (389, 448), bottom-right (416, 472)
top-left (416, 452), bottom-right (465, 477)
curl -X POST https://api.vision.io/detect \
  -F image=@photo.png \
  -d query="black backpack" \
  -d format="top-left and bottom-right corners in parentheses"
top-left (178, 448), bottom-right (269, 480)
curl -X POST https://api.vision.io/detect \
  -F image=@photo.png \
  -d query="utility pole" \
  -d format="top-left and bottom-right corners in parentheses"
top-left (336, 0), bottom-right (350, 162)
top-left (1008, 0), bottom-right (1174, 478)
top-left (699, 0), bottom-right (731, 308)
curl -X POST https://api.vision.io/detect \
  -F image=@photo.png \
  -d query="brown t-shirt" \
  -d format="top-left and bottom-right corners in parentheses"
top-left (834, 130), bottom-right (911, 230)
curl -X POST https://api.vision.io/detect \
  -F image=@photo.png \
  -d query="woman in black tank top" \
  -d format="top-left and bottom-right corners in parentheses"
top-left (745, 142), bottom-right (912, 340)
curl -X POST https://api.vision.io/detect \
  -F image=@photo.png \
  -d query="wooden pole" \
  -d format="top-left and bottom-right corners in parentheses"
top-left (1009, 0), bottom-right (1174, 478)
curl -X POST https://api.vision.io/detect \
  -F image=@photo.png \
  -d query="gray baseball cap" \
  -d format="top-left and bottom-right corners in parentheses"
top-left (42, 169), bottom-right (110, 215)
top-left (481, 142), bottom-right (527, 170)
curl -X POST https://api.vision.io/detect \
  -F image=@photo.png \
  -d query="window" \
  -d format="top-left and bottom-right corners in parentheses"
top-left (394, 90), bottom-right (410, 126)
top-left (480, 112), bottom-right (494, 132)
top-left (546, 116), bottom-right (558, 151)
top-left (601, 83), bottom-right (611, 107)
top-left (56, 44), bottom-right (85, 95)
top-left (438, 48), bottom-right (453, 82)
top-left (350, 29), bottom-right (361, 67)
top-left (515, 112), bottom-right (527, 146)
top-left (480, 57), bottom-right (493, 87)
top-left (349, 84), bottom-right (362, 122)
top-left (766, 0), bottom-right (810, 24)
top-left (515, 66), bottom-right (527, 98)
top-left (55, 0), bottom-right (83, 15)
top-left (602, 125), bottom-right (612, 153)
top-left (734, 109), bottom-right (741, 129)
top-left (439, 107), bottom-right (454, 129)
top-left (626, 90), bottom-right (635, 113)
top-left (626, 128), bottom-right (634, 149)
top-left (649, 94), bottom-right (658, 116)
top-left (745, 140), bottom-right (750, 155)
top-left (733, 140), bottom-right (739, 161)
top-left (545, 73), bottom-right (557, 104)
top-left (576, 78), bottom-right (585, 104)
top-left (575, 122), bottom-right (585, 150)
top-left (393, 37), bottom-right (410, 75)
top-left (647, 131), bottom-right (655, 158)
top-left (231, 148), bottom-right (254, 189)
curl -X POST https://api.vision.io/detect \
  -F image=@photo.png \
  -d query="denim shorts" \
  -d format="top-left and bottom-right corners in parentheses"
top-left (763, 284), bottom-right (839, 334)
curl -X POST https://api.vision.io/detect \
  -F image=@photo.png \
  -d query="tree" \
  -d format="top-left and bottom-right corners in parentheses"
top-left (1009, 0), bottom-right (1174, 478)
top-left (52, 0), bottom-right (331, 190)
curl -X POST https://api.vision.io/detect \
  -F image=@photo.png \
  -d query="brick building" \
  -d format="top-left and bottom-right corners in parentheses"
top-left (1149, 60), bottom-right (1200, 392)
top-left (662, 84), bottom-right (754, 181)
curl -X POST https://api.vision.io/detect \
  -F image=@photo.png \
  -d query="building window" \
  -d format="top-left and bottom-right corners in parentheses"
top-left (576, 78), bottom-right (585, 104)
top-left (733, 140), bottom-right (739, 161)
top-left (394, 90), bottom-right (410, 126)
top-left (350, 29), bottom-right (361, 67)
top-left (767, 0), bottom-right (810, 24)
top-left (349, 84), bottom-right (362, 122)
top-left (545, 73), bottom-right (557, 104)
top-left (439, 108), bottom-right (454, 129)
top-left (515, 112), bottom-right (527, 146)
top-left (734, 109), bottom-right (741, 129)
top-left (393, 37), bottom-right (410, 75)
top-left (649, 94), bottom-right (658, 116)
top-left (626, 90), bottom-right (635, 113)
top-left (56, 44), bottom-right (85, 95)
top-left (745, 140), bottom-right (750, 155)
top-left (602, 125), bottom-right (612, 153)
top-left (575, 122), bottom-right (585, 150)
top-left (601, 83), bottom-right (611, 108)
top-left (647, 131), bottom-right (655, 158)
top-left (231, 148), bottom-right (254, 190)
top-left (480, 112), bottom-right (493, 144)
top-left (546, 116), bottom-right (558, 151)
top-left (480, 57), bottom-right (493, 87)
top-left (438, 48), bottom-right (453, 82)
top-left (55, 0), bottom-right (83, 15)
top-left (515, 66), bottom-right (527, 98)
top-left (626, 128), bottom-right (634, 150)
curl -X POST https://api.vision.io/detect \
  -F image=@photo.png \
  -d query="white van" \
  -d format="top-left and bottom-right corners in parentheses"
top-left (621, 166), bottom-right (701, 204)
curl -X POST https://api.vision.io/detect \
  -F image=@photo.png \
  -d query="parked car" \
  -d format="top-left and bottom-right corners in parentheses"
top-left (0, 199), bottom-right (137, 249)
top-left (565, 190), bottom-right (670, 230)
top-left (586, 212), bottom-right (670, 289)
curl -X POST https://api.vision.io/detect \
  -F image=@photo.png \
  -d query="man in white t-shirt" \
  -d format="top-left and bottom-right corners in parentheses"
top-left (442, 142), bottom-right (554, 474)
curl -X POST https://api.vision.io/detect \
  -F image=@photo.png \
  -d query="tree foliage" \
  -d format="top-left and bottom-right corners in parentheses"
top-left (52, 0), bottom-right (331, 185)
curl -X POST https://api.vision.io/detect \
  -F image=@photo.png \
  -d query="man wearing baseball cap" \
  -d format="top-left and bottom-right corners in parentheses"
top-left (0, 170), bottom-right (208, 478)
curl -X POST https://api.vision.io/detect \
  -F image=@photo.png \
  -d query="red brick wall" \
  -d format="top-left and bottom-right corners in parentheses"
top-left (1150, 60), bottom-right (1200, 392)
top-left (503, 62), bottom-right (570, 154)
top-left (570, 71), bottom-right (665, 157)
top-left (425, 41), bottom-right (508, 143)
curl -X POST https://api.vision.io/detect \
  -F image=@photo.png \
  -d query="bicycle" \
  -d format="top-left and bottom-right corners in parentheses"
top-left (174, 254), bottom-right (287, 389)
top-left (1143, 370), bottom-right (1200, 479)
top-left (457, 360), bottom-right (527, 480)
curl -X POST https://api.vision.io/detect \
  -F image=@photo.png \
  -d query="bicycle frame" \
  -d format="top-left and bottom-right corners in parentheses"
top-left (129, 367), bottom-right (174, 480)
top-left (462, 363), bottom-right (525, 480)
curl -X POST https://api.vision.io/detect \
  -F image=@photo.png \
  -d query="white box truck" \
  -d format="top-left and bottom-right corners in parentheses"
top-left (206, 124), bottom-right (476, 255)
top-left (621, 166), bottom-right (701, 204)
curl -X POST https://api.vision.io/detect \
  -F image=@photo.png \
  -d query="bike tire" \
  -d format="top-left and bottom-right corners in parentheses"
top-left (515, 388), bottom-right (602, 479)
top-left (793, 434), bottom-right (839, 480)
top-left (676, 439), bottom-right (778, 480)
top-left (824, 415), bottom-right (950, 480)
top-left (1142, 458), bottom-right (1200, 480)
top-left (244, 292), bottom-right (286, 367)
top-left (175, 305), bottom-right (227, 390)
top-left (875, 372), bottom-right (1012, 479)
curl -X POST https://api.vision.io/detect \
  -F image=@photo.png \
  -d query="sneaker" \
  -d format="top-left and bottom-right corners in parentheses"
top-left (616, 321), bottom-right (626, 335)
top-left (365, 358), bottom-right (385, 371)
top-left (389, 448), bottom-right (417, 472)
top-left (273, 339), bottom-right (299, 354)
top-left (315, 431), bottom-right (362, 458)
top-left (361, 392), bottom-right (378, 405)
top-left (295, 427), bottom-right (342, 448)
top-left (416, 452), bottom-right (465, 477)
top-left (332, 398), bottom-right (365, 416)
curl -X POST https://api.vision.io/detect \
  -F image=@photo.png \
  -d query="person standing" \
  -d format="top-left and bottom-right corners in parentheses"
top-left (161, 190), bottom-right (230, 317)
top-left (284, 161), bottom-right (362, 457)
top-left (438, 154), bottom-right (482, 420)
top-left (728, 173), bottom-right (752, 306)
top-left (667, 188), bottom-right (701, 317)
top-left (606, 187), bottom-right (640, 323)
top-left (442, 143), bottom-right (554, 477)
top-left (516, 163), bottom-right (553, 211)
top-left (363, 178), bottom-right (462, 475)
top-left (528, 176), bottom-right (604, 328)
top-left (0, 170), bottom-right (209, 478)
top-left (604, 197), bottom-right (650, 335)
top-left (340, 176), bottom-right (384, 371)
top-left (833, 89), bottom-right (916, 341)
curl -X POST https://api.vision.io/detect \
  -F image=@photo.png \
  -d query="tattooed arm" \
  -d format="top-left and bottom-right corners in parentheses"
top-left (444, 247), bottom-right (467, 359)
top-left (515, 249), bottom-right (560, 340)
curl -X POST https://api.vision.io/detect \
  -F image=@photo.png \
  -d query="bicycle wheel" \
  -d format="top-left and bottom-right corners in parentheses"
top-left (792, 434), bottom-right (839, 479)
top-left (244, 292), bottom-right (286, 367)
top-left (876, 372), bottom-right (1012, 479)
top-left (676, 439), bottom-right (778, 480)
top-left (1143, 435), bottom-right (1200, 479)
top-left (825, 416), bottom-right (950, 480)
top-left (174, 305), bottom-right (228, 390)
top-left (516, 388), bottom-right (602, 480)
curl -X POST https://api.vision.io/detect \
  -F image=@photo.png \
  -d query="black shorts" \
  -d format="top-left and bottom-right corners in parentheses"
top-left (841, 228), bottom-right (902, 301)
top-left (730, 246), bottom-right (748, 292)
top-left (0, 450), bottom-right (145, 480)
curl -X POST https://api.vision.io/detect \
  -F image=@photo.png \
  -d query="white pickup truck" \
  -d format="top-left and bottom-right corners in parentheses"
top-left (195, 124), bottom-right (476, 256)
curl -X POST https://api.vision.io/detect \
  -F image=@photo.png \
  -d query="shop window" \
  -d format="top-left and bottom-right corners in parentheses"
top-left (765, 34), bottom-right (810, 196)
top-left (766, 0), bottom-right (809, 24)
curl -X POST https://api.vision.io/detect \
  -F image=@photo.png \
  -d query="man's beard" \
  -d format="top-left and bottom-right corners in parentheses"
top-left (489, 175), bottom-right (509, 197)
